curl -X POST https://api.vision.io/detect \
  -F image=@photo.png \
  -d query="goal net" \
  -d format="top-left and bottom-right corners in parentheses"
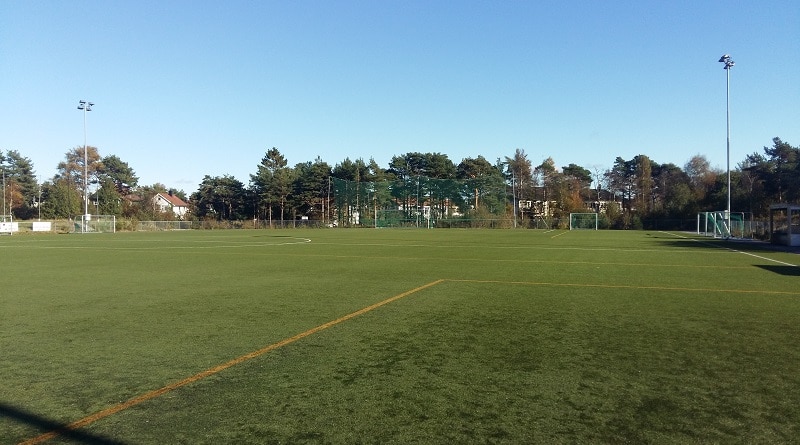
top-left (72, 214), bottom-right (116, 233)
top-left (697, 211), bottom-right (731, 239)
top-left (697, 211), bottom-right (755, 239)
top-left (569, 213), bottom-right (598, 230)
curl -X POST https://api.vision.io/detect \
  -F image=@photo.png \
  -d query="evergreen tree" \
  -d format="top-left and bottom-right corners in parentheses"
top-left (1, 150), bottom-right (38, 219)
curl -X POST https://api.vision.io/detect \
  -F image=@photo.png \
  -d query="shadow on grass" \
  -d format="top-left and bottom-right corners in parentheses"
top-left (755, 265), bottom-right (800, 276)
top-left (652, 238), bottom-right (732, 250)
top-left (0, 402), bottom-right (126, 445)
top-left (653, 235), bottom-right (800, 255)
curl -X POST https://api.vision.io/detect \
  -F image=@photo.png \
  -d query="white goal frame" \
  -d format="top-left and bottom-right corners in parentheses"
top-left (569, 213), bottom-right (599, 230)
top-left (0, 215), bottom-right (14, 235)
top-left (72, 214), bottom-right (116, 233)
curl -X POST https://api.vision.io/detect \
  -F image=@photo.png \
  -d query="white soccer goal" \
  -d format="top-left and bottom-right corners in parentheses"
top-left (569, 213), bottom-right (598, 230)
top-left (0, 215), bottom-right (15, 235)
top-left (697, 211), bottom-right (731, 239)
top-left (72, 215), bottom-right (116, 233)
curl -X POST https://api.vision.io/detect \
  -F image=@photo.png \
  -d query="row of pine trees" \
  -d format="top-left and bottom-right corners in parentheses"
top-left (1, 137), bottom-right (797, 227)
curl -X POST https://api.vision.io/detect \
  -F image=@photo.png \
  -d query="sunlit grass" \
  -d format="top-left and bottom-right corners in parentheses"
top-left (1, 229), bottom-right (799, 443)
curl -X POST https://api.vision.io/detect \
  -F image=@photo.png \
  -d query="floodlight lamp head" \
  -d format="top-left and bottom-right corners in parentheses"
top-left (719, 54), bottom-right (730, 62)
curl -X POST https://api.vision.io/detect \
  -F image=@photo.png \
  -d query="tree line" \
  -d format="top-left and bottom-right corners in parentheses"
top-left (1, 137), bottom-right (797, 228)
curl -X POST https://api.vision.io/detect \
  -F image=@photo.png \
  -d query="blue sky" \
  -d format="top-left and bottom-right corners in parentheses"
top-left (2, 1), bottom-right (798, 192)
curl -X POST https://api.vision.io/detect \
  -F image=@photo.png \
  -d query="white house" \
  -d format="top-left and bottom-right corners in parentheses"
top-left (153, 192), bottom-right (189, 219)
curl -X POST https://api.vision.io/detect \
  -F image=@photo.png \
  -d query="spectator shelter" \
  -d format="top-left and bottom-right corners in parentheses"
top-left (770, 204), bottom-right (800, 247)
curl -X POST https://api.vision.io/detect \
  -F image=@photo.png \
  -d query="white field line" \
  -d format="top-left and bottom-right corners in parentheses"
top-left (0, 237), bottom-right (312, 250)
top-left (660, 231), bottom-right (798, 267)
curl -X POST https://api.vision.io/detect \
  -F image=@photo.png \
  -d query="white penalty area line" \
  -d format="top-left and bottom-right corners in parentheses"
top-left (660, 231), bottom-right (798, 267)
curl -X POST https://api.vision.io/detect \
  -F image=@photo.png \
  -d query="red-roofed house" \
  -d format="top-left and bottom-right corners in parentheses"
top-left (153, 192), bottom-right (190, 219)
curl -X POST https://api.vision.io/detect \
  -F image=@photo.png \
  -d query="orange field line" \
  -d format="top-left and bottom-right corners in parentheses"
top-left (20, 279), bottom-right (445, 445)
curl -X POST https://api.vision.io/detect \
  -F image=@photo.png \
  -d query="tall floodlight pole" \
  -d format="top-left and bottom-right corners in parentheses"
top-left (416, 175), bottom-right (420, 228)
top-left (719, 55), bottom-right (734, 235)
top-left (77, 100), bottom-right (94, 229)
top-left (512, 170), bottom-right (517, 229)
top-left (2, 168), bottom-right (5, 221)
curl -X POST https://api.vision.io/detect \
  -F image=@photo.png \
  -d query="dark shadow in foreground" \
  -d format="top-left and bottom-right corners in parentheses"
top-left (0, 402), bottom-right (126, 445)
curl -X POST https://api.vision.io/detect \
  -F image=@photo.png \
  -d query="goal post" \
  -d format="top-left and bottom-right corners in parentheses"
top-left (72, 215), bottom-right (116, 233)
top-left (569, 213), bottom-right (598, 230)
top-left (697, 211), bottom-right (731, 239)
top-left (0, 215), bottom-right (15, 235)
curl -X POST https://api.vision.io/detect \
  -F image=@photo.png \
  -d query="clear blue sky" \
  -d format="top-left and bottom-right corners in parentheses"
top-left (2, 0), bottom-right (798, 192)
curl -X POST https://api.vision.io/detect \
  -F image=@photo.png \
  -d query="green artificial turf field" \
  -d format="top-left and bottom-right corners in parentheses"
top-left (1, 229), bottom-right (799, 444)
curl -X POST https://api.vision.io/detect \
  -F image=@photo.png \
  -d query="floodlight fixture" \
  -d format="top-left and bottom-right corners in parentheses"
top-left (719, 54), bottom-right (735, 70)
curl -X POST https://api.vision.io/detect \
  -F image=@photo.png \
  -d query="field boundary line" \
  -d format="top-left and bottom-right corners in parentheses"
top-left (733, 249), bottom-right (798, 267)
top-left (661, 231), bottom-right (798, 267)
top-left (19, 279), bottom-right (445, 445)
top-left (448, 278), bottom-right (800, 296)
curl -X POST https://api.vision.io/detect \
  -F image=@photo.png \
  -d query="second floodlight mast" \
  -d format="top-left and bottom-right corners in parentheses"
top-left (77, 100), bottom-right (94, 229)
top-left (719, 54), bottom-right (734, 236)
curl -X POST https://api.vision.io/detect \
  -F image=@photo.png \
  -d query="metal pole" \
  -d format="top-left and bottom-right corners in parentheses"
top-left (726, 65), bottom-right (731, 231)
top-left (512, 170), bottom-right (517, 228)
top-left (416, 175), bottom-right (420, 228)
top-left (83, 105), bottom-right (88, 220)
top-left (77, 100), bottom-right (93, 232)
top-left (719, 55), bottom-right (734, 236)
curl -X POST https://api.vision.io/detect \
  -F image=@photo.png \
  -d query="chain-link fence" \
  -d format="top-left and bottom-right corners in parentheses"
top-left (330, 176), bottom-right (509, 228)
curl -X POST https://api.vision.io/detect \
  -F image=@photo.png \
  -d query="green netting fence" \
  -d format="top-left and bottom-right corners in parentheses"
top-left (330, 176), bottom-right (510, 228)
